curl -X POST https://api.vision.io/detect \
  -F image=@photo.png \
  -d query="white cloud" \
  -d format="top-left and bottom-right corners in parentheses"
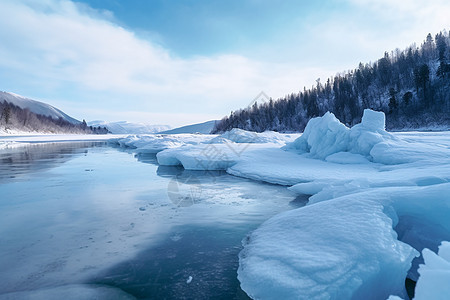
top-left (0, 0), bottom-right (323, 125)
top-left (0, 0), bottom-right (448, 126)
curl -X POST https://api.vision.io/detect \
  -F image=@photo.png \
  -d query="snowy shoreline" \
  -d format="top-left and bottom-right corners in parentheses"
top-left (2, 110), bottom-right (449, 299)
top-left (110, 110), bottom-right (450, 300)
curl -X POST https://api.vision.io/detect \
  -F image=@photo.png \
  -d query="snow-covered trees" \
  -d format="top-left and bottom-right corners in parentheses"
top-left (0, 101), bottom-right (108, 134)
top-left (212, 31), bottom-right (450, 133)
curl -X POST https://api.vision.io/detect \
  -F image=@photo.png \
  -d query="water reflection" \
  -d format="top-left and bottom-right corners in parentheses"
top-left (0, 142), bottom-right (106, 182)
top-left (134, 153), bottom-right (159, 165)
top-left (0, 142), bottom-right (307, 299)
top-left (156, 165), bottom-right (184, 177)
top-left (92, 224), bottom-right (252, 300)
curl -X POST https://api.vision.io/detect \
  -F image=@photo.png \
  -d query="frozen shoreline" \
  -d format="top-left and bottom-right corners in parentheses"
top-left (109, 110), bottom-right (450, 299)
top-left (2, 111), bottom-right (449, 299)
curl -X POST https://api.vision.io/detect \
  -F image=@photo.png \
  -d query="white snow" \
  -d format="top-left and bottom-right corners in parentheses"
top-left (238, 191), bottom-right (418, 300)
top-left (239, 183), bottom-right (450, 299)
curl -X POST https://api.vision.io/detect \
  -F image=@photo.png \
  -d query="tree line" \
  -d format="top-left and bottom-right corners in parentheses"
top-left (213, 31), bottom-right (450, 133)
top-left (0, 101), bottom-right (109, 134)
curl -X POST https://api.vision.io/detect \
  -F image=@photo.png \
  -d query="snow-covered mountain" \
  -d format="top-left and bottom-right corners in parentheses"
top-left (159, 120), bottom-right (217, 134)
top-left (0, 91), bottom-right (80, 124)
top-left (87, 120), bottom-right (171, 134)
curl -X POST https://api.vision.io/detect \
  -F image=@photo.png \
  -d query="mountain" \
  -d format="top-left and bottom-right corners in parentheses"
top-left (0, 92), bottom-right (108, 134)
top-left (88, 120), bottom-right (171, 134)
top-left (0, 91), bottom-right (80, 124)
top-left (159, 120), bottom-right (217, 134)
top-left (213, 31), bottom-right (450, 133)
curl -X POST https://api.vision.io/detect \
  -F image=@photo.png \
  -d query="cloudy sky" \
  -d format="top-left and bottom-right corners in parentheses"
top-left (0, 0), bottom-right (449, 126)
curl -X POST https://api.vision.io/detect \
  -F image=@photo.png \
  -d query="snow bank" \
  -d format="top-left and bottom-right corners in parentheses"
top-left (109, 134), bottom-right (212, 153)
top-left (238, 194), bottom-right (417, 300)
top-left (239, 183), bottom-right (450, 300)
top-left (415, 242), bottom-right (450, 300)
top-left (154, 130), bottom-right (296, 170)
top-left (111, 130), bottom-right (297, 168)
top-left (110, 135), bottom-right (184, 153)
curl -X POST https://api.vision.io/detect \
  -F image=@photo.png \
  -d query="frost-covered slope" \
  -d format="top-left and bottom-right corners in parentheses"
top-left (0, 91), bottom-right (80, 124)
top-left (159, 120), bottom-right (217, 134)
top-left (87, 120), bottom-right (170, 134)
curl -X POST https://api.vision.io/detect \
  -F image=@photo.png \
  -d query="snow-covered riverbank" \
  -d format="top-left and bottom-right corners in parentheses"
top-left (2, 110), bottom-right (449, 299)
top-left (111, 110), bottom-right (450, 299)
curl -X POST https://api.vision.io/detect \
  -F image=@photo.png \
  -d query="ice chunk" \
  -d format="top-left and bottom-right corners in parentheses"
top-left (238, 196), bottom-right (417, 300)
top-left (414, 242), bottom-right (450, 300)
top-left (157, 144), bottom-right (240, 170)
top-left (239, 183), bottom-right (450, 300)
top-left (283, 110), bottom-right (447, 165)
top-left (361, 109), bottom-right (385, 131)
top-left (285, 112), bottom-right (350, 159)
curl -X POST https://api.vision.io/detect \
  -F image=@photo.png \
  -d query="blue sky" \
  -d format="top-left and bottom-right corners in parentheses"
top-left (75, 0), bottom-right (332, 57)
top-left (0, 0), bottom-right (449, 126)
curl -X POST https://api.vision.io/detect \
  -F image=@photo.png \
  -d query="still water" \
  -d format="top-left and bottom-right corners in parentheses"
top-left (0, 142), bottom-right (305, 299)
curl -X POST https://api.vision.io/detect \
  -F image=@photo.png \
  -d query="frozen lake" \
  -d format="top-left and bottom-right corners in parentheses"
top-left (0, 142), bottom-right (304, 299)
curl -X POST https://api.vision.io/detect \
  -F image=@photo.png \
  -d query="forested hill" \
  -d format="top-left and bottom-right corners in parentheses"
top-left (0, 100), bottom-right (109, 134)
top-left (212, 31), bottom-right (450, 133)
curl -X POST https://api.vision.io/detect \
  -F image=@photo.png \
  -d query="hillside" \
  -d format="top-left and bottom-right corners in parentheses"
top-left (0, 92), bottom-right (80, 124)
top-left (0, 92), bottom-right (108, 134)
top-left (213, 31), bottom-right (450, 133)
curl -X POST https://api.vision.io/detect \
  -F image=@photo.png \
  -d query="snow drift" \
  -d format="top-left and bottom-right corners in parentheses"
top-left (238, 183), bottom-right (450, 299)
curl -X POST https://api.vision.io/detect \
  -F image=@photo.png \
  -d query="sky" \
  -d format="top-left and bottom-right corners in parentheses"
top-left (0, 0), bottom-right (449, 127)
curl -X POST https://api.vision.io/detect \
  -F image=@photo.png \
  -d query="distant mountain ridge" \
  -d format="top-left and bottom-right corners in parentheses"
top-left (88, 120), bottom-right (171, 134)
top-left (0, 91), bottom-right (80, 124)
top-left (159, 120), bottom-right (217, 134)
